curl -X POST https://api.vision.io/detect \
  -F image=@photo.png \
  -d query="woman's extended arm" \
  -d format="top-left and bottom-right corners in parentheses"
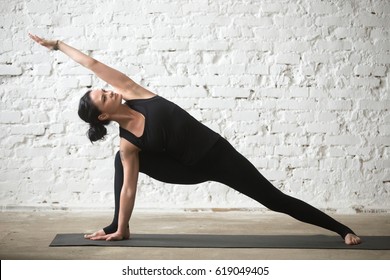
top-left (29, 33), bottom-right (152, 99)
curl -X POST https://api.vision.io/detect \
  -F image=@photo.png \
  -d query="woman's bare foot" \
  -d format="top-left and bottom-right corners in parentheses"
top-left (84, 229), bottom-right (106, 239)
top-left (344, 233), bottom-right (362, 245)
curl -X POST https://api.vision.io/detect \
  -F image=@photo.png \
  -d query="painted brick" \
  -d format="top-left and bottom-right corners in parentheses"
top-left (306, 123), bottom-right (339, 134)
top-left (289, 86), bottom-right (309, 98)
top-left (190, 41), bottom-right (229, 51)
top-left (271, 123), bottom-right (299, 134)
top-left (274, 146), bottom-right (304, 156)
top-left (325, 135), bottom-right (361, 146)
top-left (198, 98), bottom-right (236, 109)
top-left (25, 1), bottom-right (56, 13)
top-left (212, 87), bottom-right (251, 98)
top-left (0, 64), bottom-right (22, 76)
top-left (0, 111), bottom-right (22, 124)
top-left (33, 64), bottom-right (52, 76)
top-left (246, 64), bottom-right (269, 75)
top-left (10, 124), bottom-right (46, 136)
top-left (275, 53), bottom-right (301, 65)
top-left (231, 111), bottom-right (259, 121)
top-left (359, 100), bottom-right (390, 110)
top-left (357, 14), bottom-right (389, 27)
top-left (309, 1), bottom-right (337, 15)
top-left (151, 40), bottom-right (188, 51)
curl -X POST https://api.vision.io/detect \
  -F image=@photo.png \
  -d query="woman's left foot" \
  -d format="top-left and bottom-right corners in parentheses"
top-left (344, 233), bottom-right (362, 245)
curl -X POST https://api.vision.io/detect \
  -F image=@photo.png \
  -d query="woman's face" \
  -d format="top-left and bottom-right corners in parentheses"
top-left (89, 88), bottom-right (122, 116)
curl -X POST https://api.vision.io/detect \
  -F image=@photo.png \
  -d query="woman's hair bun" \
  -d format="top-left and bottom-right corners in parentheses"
top-left (78, 90), bottom-right (110, 143)
top-left (88, 123), bottom-right (107, 142)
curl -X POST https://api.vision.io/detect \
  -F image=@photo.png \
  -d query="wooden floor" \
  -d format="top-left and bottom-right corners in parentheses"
top-left (0, 211), bottom-right (389, 260)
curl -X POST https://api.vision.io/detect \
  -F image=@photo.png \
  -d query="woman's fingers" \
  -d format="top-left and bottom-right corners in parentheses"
top-left (90, 234), bottom-right (122, 241)
top-left (84, 233), bottom-right (96, 239)
top-left (29, 33), bottom-right (37, 43)
top-left (28, 33), bottom-right (55, 49)
top-left (28, 33), bottom-right (41, 43)
top-left (84, 230), bottom-right (125, 241)
top-left (84, 232), bottom-right (111, 240)
top-left (90, 235), bottom-right (109, 241)
top-left (84, 229), bottom-right (106, 239)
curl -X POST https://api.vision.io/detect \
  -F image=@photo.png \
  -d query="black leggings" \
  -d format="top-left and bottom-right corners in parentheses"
top-left (104, 137), bottom-right (355, 239)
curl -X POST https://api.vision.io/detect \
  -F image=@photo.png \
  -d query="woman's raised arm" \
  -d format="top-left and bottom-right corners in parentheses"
top-left (29, 33), bottom-right (138, 95)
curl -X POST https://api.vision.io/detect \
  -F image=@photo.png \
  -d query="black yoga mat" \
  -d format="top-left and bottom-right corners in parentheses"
top-left (50, 233), bottom-right (390, 250)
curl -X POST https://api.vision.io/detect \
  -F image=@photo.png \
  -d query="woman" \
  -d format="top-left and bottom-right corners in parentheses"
top-left (29, 34), bottom-right (361, 245)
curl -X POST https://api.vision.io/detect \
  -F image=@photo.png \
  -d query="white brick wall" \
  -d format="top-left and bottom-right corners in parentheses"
top-left (1, 0), bottom-right (389, 213)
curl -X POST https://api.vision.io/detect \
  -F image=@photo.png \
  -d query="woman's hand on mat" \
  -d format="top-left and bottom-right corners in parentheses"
top-left (344, 233), bottom-right (362, 245)
top-left (84, 228), bottom-right (130, 241)
top-left (29, 33), bottom-right (58, 50)
top-left (84, 229), bottom-right (106, 240)
top-left (91, 231), bottom-right (128, 241)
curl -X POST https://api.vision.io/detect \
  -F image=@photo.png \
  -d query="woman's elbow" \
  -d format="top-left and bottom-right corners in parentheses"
top-left (122, 186), bottom-right (137, 198)
top-left (85, 58), bottom-right (98, 69)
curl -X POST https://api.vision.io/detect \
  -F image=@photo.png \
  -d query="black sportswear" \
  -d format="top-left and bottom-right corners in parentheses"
top-left (120, 95), bottom-right (219, 165)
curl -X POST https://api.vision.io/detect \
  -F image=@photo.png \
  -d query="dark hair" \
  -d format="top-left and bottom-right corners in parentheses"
top-left (78, 90), bottom-right (111, 142)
